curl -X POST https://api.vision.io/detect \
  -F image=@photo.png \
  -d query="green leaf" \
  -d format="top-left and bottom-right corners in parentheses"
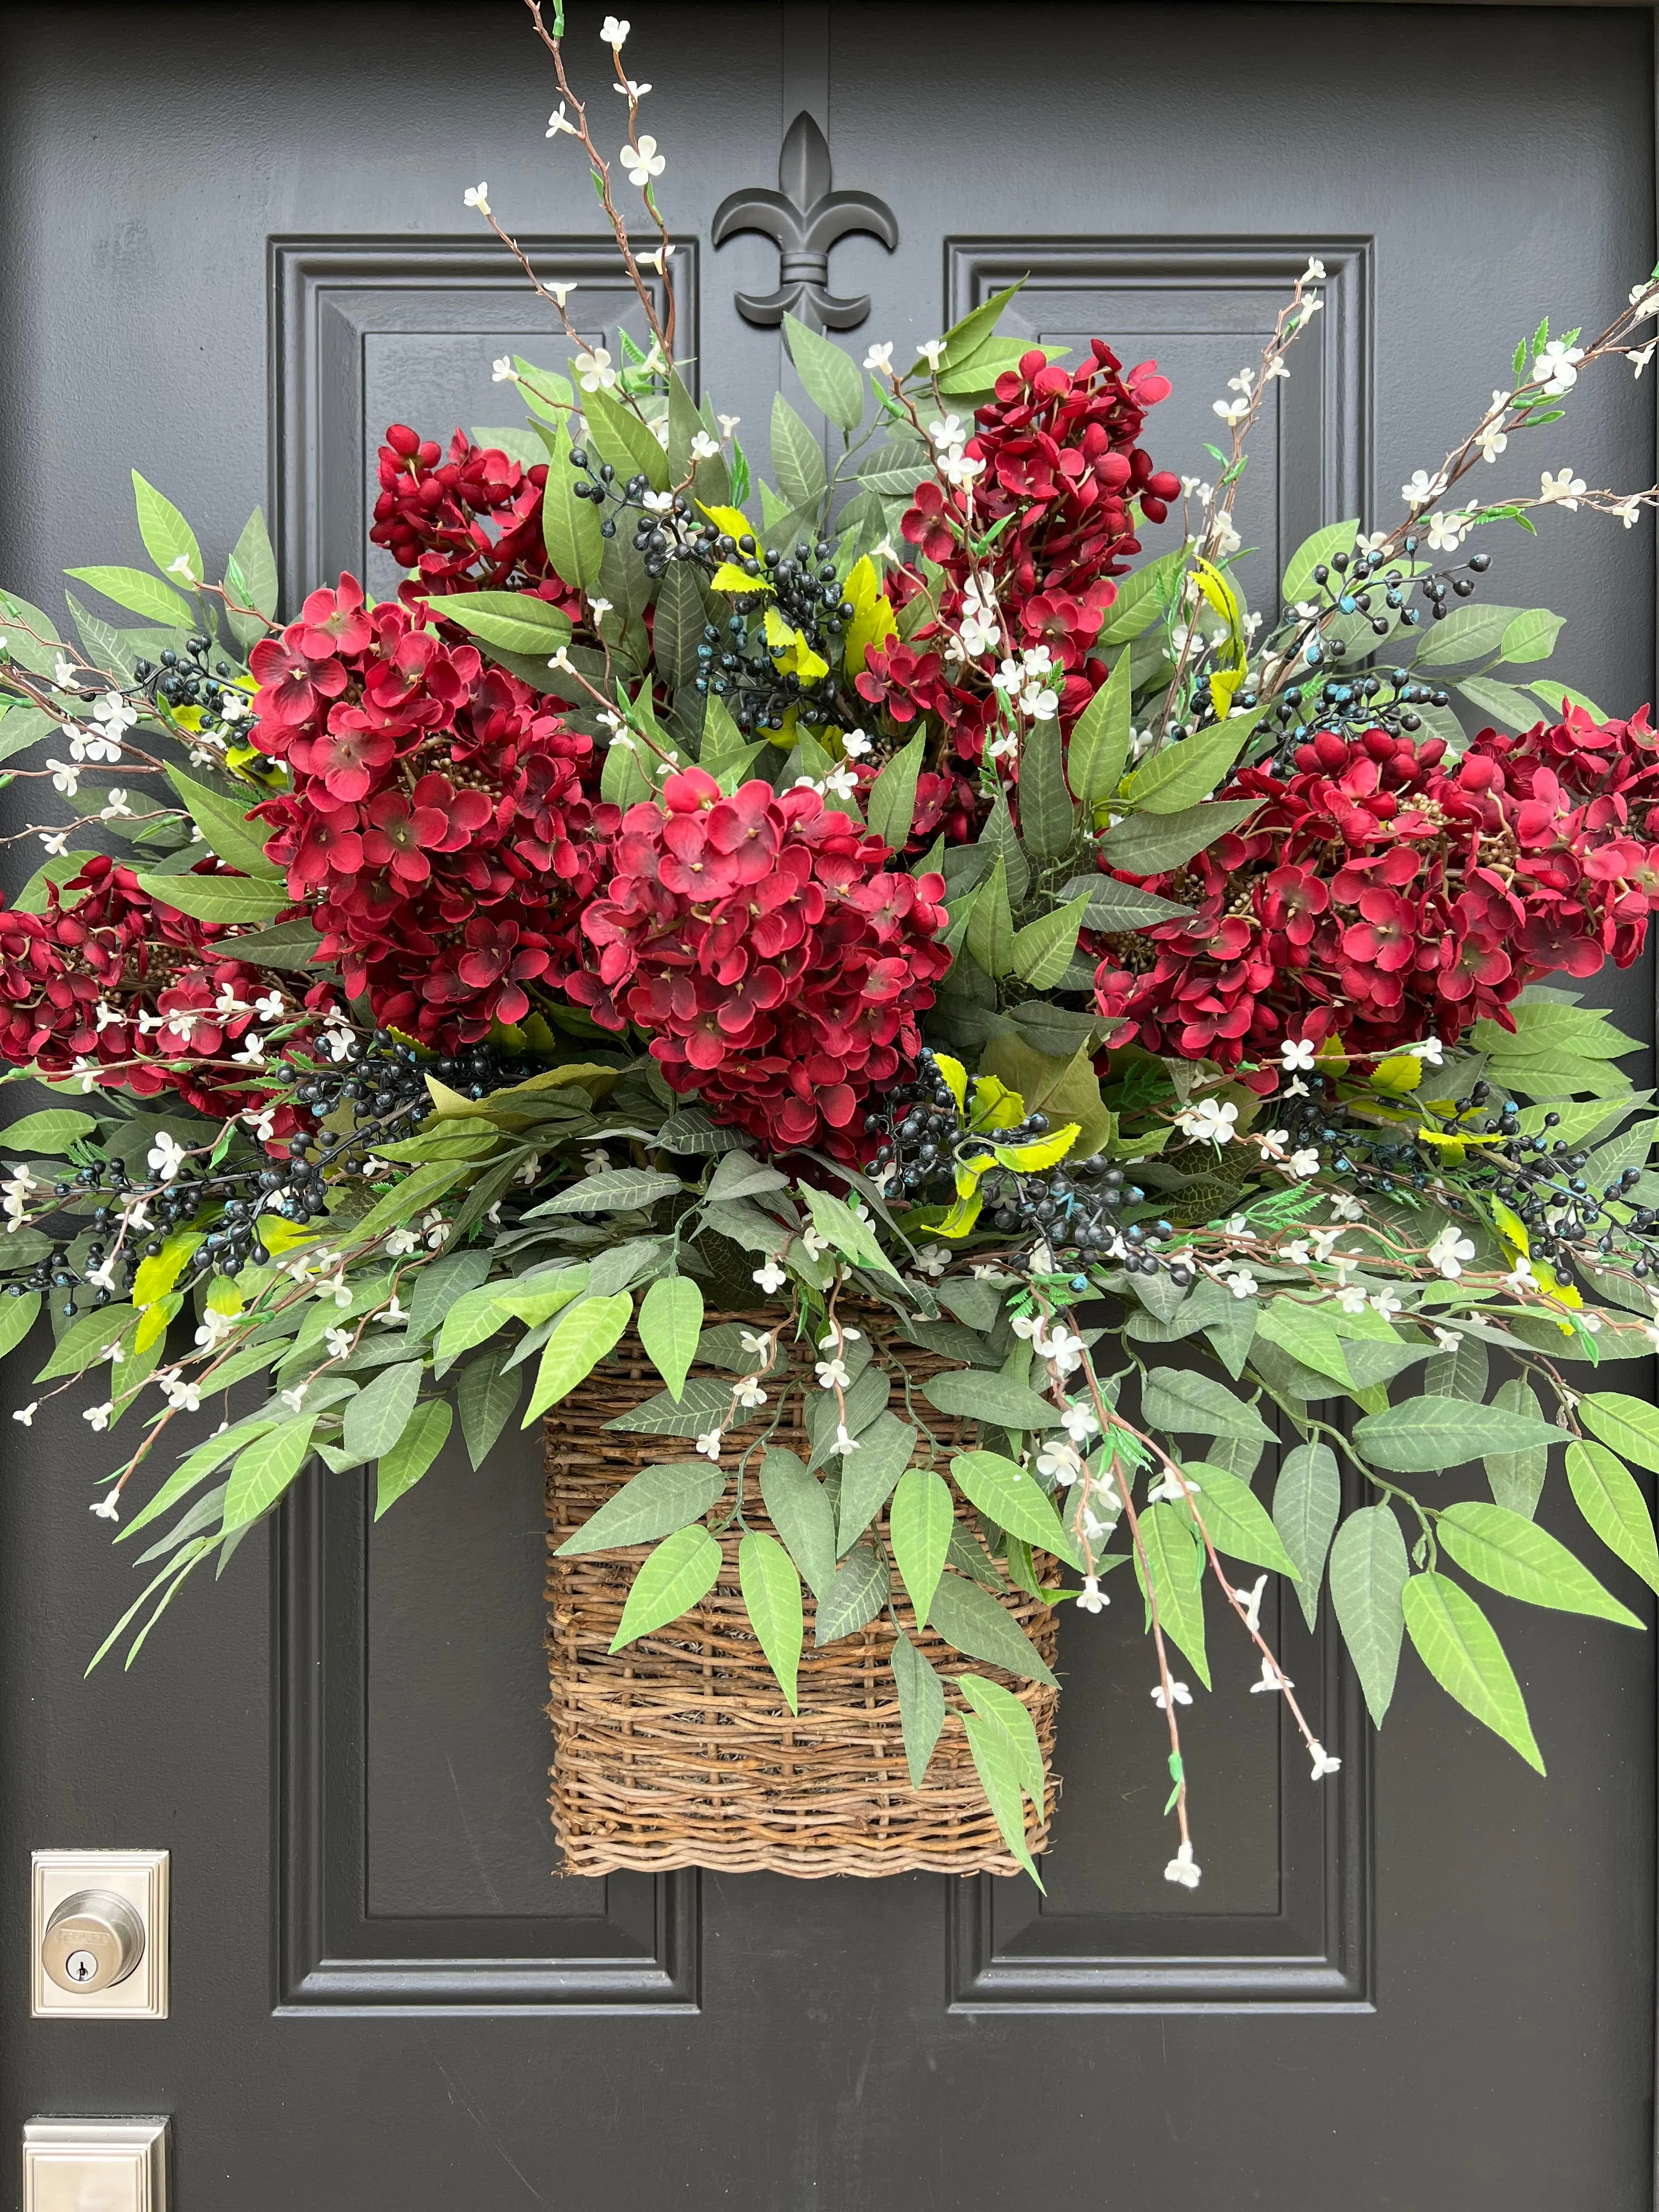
top-left (228, 505), bottom-right (279, 623)
top-left (1059, 873), bottom-right (1191, 932)
top-left (540, 420), bottom-right (605, 590)
top-left (739, 1530), bottom-right (804, 1711)
top-left (1402, 1571), bottom-right (1544, 1772)
top-left (0, 1290), bottom-right (41, 1361)
top-left (960, 1671), bottom-right (1045, 1810)
top-left (64, 565), bottom-right (193, 627)
top-left (964, 853), bottom-right (1015, 978)
top-left (891, 1627), bottom-right (946, 1786)
top-left (1580, 1391), bottom-right (1659, 1475)
top-left (783, 313), bottom-right (865, 433)
top-left (1273, 1443), bottom-right (1340, 1631)
top-left (556, 1459), bottom-right (726, 1555)
top-left (1496, 607), bottom-right (1565, 665)
top-left (438, 592), bottom-right (574, 658)
top-left (759, 1448), bottom-right (838, 1600)
top-left (1066, 653), bottom-right (1132, 806)
top-left (522, 1292), bottom-right (633, 1424)
top-left (131, 870), bottom-right (287, 926)
top-left (1353, 1397), bottom-right (1567, 1474)
top-left (651, 560), bottom-right (708, 692)
top-left (1423, 1334), bottom-right (1490, 1402)
top-left (1122, 719), bottom-right (1250, 814)
top-left (1094, 548), bottom-right (1187, 647)
top-left (354, 1162), bottom-right (466, 1243)
top-left (131, 470), bottom-right (202, 588)
top-left (1177, 1463), bottom-right (1297, 1578)
top-left (582, 383), bottom-right (671, 492)
top-left (921, 1368), bottom-right (1064, 1432)
top-left (341, 1358), bottom-right (425, 1464)
top-left (1565, 1439), bottom-right (1659, 1597)
top-left (527, 1167), bottom-right (684, 1216)
top-left (375, 1399), bottom-right (452, 1516)
top-left (1, 1109), bottom-right (95, 1154)
top-left (222, 1415), bottom-right (316, 1532)
top-left (1252, 1301), bottom-right (1353, 1389)
top-left (456, 1348), bottom-right (523, 1469)
top-left (1281, 517), bottom-right (1361, 606)
top-left (1526, 678), bottom-right (1607, 720)
top-left (1484, 1378), bottom-right (1549, 1518)
top-left (770, 391), bottom-right (827, 512)
top-left (610, 1524), bottom-right (723, 1652)
top-left (637, 1274), bottom-right (704, 1402)
top-left (1017, 719), bottom-right (1075, 857)
top-left (865, 729), bottom-right (926, 851)
top-left (834, 1412), bottom-right (916, 1555)
top-left (1133, 1499), bottom-right (1209, 1686)
top-left (405, 1250), bottom-right (493, 1345)
top-left (1455, 674), bottom-right (1545, 730)
top-left (606, 1373), bottom-right (743, 1438)
top-left (1008, 894), bottom-right (1090, 990)
top-left (1097, 797), bottom-right (1261, 876)
top-left (962, 1711), bottom-right (1044, 1886)
top-left (13, 850), bottom-right (97, 914)
top-left (1436, 1500), bottom-right (1641, 1627)
top-left (814, 1541), bottom-right (889, 1645)
top-left (889, 1465), bottom-right (953, 1624)
top-left (927, 1570), bottom-right (1058, 1685)
top-left (163, 767), bottom-right (282, 880)
top-left (950, 1448), bottom-right (1082, 1567)
top-left (1410, 601), bottom-right (1531, 667)
top-left (1142, 1366), bottom-right (1274, 1442)
top-left (1328, 1504), bottom-right (1408, 1725)
top-left (35, 1303), bottom-right (137, 1381)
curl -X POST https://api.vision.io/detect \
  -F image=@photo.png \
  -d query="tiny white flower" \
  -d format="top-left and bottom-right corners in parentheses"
top-left (1302, 257), bottom-right (1327, 283)
top-left (47, 758), bottom-right (81, 796)
top-left (694, 1428), bottom-right (722, 1462)
top-left (1222, 1267), bottom-right (1259, 1300)
top-left (82, 1401), bottom-right (113, 1432)
top-left (1632, 344), bottom-right (1656, 380)
top-left (279, 1384), bottom-right (309, 1413)
top-left (1424, 510), bottom-right (1468, 552)
top-left (53, 652), bottom-right (78, 686)
top-left (1164, 1841), bottom-right (1201, 1890)
top-left (98, 788), bottom-right (134, 820)
top-left (492, 354), bottom-right (516, 383)
top-left (549, 281), bottom-right (577, 309)
top-left (89, 1491), bottom-right (121, 1521)
top-left (1433, 1326), bottom-right (1462, 1353)
top-left (1289, 1147), bottom-right (1322, 1179)
top-left (814, 1356), bottom-right (851, 1391)
top-left (1151, 1680), bottom-right (1193, 1709)
top-left (1061, 1403), bottom-right (1101, 1446)
top-left (752, 1259), bottom-right (787, 1296)
top-left (861, 342), bottom-right (895, 374)
top-left (1175, 1097), bottom-right (1239, 1147)
top-left (733, 1377), bottom-right (768, 1411)
top-left (740, 1330), bottom-right (772, 1357)
top-left (1336, 1284), bottom-right (1369, 1314)
top-left (917, 338), bottom-right (946, 371)
top-left (1503, 1256), bottom-right (1538, 1299)
top-left (938, 446), bottom-right (984, 489)
top-left (600, 13), bottom-right (629, 46)
top-left (1370, 1290), bottom-right (1403, 1319)
top-left (1426, 1224), bottom-right (1477, 1280)
top-left (1355, 528), bottom-right (1390, 555)
top-left (573, 346), bottom-right (617, 393)
top-left (315, 1272), bottom-right (352, 1310)
top-left (619, 135), bottom-right (665, 189)
top-left (1540, 466), bottom-right (1588, 510)
top-left (689, 430), bottom-right (720, 462)
top-left (1075, 1576), bottom-right (1109, 1615)
top-left (613, 76), bottom-right (651, 98)
top-left (383, 1227), bottom-right (419, 1259)
top-left (716, 413), bottom-right (741, 438)
top-left (839, 728), bottom-right (873, 759)
top-left (37, 828), bottom-right (69, 856)
top-left (1532, 338), bottom-right (1584, 395)
top-left (1329, 1192), bottom-right (1364, 1223)
top-left (146, 1130), bottom-right (189, 1181)
top-left (833, 1424), bottom-right (861, 1458)
top-left (324, 1325), bottom-right (354, 1359)
top-left (380, 1297), bottom-right (407, 1325)
top-left (1401, 466), bottom-right (1447, 507)
top-left (463, 182), bottom-right (490, 216)
top-left (800, 1227), bottom-right (828, 1262)
top-left (649, 243), bottom-right (675, 274)
top-left (821, 764), bottom-right (859, 801)
top-left (12, 1402), bottom-right (37, 1426)
top-left (1212, 395), bottom-right (1249, 426)
top-left (1148, 1468), bottom-right (1195, 1504)
top-left (912, 1243), bottom-right (950, 1280)
top-left (546, 102), bottom-right (577, 137)
top-left (1308, 1743), bottom-right (1342, 1780)
top-left (1036, 1440), bottom-right (1082, 1486)
top-left (1250, 1656), bottom-right (1289, 1695)
top-left (1238, 1575), bottom-right (1267, 1634)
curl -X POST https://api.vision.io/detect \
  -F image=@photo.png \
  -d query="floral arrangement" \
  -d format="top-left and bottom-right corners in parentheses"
top-left (5, 2), bottom-right (1659, 1887)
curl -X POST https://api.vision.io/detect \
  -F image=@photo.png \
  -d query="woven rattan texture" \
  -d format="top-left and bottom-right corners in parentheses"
top-left (545, 1308), bottom-right (1062, 1877)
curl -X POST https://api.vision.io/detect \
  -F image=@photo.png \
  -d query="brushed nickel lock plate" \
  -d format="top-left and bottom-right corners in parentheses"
top-left (24, 2118), bottom-right (170, 2211)
top-left (31, 1852), bottom-right (168, 2019)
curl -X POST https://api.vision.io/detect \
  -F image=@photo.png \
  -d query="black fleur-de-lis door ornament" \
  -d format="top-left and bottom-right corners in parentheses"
top-left (712, 111), bottom-right (898, 332)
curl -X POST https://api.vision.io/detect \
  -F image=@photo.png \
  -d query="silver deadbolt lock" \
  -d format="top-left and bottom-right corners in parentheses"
top-left (42, 1890), bottom-right (145, 1994)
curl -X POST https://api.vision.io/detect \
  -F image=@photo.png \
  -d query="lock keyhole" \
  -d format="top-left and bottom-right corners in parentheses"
top-left (41, 1891), bottom-right (145, 1995)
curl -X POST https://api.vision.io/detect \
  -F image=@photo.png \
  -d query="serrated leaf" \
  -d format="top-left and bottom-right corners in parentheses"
top-left (651, 560), bottom-right (707, 692)
top-left (1060, 874), bottom-right (1192, 931)
top-left (1411, 601), bottom-right (1531, 667)
top-left (921, 1367), bottom-right (1064, 1432)
top-left (1565, 1440), bottom-right (1659, 1597)
top-left (0, 1290), bottom-right (41, 1361)
top-left (1423, 1334), bottom-right (1490, 1402)
top-left (1253, 1301), bottom-right (1353, 1389)
top-left (1066, 652), bottom-right (1132, 805)
top-left (1273, 1442), bottom-right (1340, 1630)
top-left (637, 1274), bottom-right (704, 1402)
top-left (927, 1570), bottom-right (1058, 1685)
top-left (1402, 1571), bottom-right (1544, 1771)
top-left (1122, 719), bottom-right (1250, 814)
top-left (1017, 718), bottom-right (1075, 857)
top-left (739, 1530), bottom-right (804, 1711)
top-left (1, 1109), bottom-right (96, 1154)
top-left (759, 1447), bottom-right (837, 1600)
top-left (1097, 797), bottom-right (1261, 875)
top-left (229, 505), bottom-right (279, 621)
top-left (610, 1525), bottom-right (723, 1652)
top-left (163, 766), bottom-right (281, 880)
top-left (964, 853), bottom-right (1014, 978)
top-left (342, 1358), bottom-right (425, 1464)
top-left (783, 313), bottom-right (864, 433)
top-left (375, 1398), bottom-right (452, 1516)
top-left (1008, 894), bottom-right (1091, 989)
top-left (1437, 1500), bottom-right (1640, 1626)
top-left (606, 1373), bottom-right (741, 1437)
top-left (131, 870), bottom-right (287, 926)
top-left (889, 1465), bottom-right (953, 1624)
top-left (527, 1167), bottom-right (683, 1216)
top-left (1329, 1504), bottom-right (1408, 1724)
top-left (1496, 607), bottom-right (1565, 665)
top-left (1353, 1397), bottom-right (1567, 1474)
top-left (770, 391), bottom-right (827, 512)
top-left (891, 1626), bottom-right (946, 1786)
top-left (962, 1710), bottom-right (1044, 1886)
top-left (1142, 1366), bottom-right (1274, 1441)
top-left (814, 1540), bottom-right (889, 1645)
top-left (865, 729), bottom-right (926, 851)
top-left (950, 1448), bottom-right (1082, 1567)
top-left (222, 1415), bottom-right (316, 1532)
top-left (522, 1292), bottom-right (633, 1424)
top-left (834, 1412), bottom-right (915, 1555)
top-left (1094, 548), bottom-right (1187, 647)
top-left (582, 383), bottom-right (670, 493)
top-left (439, 592), bottom-right (574, 658)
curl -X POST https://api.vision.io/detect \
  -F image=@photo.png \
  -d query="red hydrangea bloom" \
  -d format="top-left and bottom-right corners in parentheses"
top-left (250, 581), bottom-right (607, 1046)
top-left (369, 424), bottom-right (582, 630)
top-left (568, 768), bottom-right (950, 1158)
top-left (0, 856), bottom-right (323, 1128)
top-left (1089, 708), bottom-right (1659, 1068)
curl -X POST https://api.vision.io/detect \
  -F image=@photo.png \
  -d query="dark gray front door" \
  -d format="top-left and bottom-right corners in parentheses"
top-left (2, 4), bottom-right (1655, 2204)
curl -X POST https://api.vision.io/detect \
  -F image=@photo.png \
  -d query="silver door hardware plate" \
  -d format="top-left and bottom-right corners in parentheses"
top-left (23, 2118), bottom-right (169, 2211)
top-left (31, 1852), bottom-right (168, 2019)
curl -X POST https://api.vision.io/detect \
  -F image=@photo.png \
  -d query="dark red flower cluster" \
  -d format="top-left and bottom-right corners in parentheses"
top-left (568, 768), bottom-right (950, 1158)
top-left (858, 344), bottom-right (1180, 834)
top-left (1090, 708), bottom-right (1659, 1066)
top-left (249, 577), bottom-right (606, 1046)
top-left (370, 424), bottom-right (580, 629)
top-left (0, 855), bottom-right (324, 1127)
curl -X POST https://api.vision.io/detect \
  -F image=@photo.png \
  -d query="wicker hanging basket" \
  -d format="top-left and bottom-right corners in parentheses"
top-left (545, 1306), bottom-right (1062, 1877)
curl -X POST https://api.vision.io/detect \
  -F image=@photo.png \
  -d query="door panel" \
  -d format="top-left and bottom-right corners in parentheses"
top-left (1, 4), bottom-right (1655, 2205)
